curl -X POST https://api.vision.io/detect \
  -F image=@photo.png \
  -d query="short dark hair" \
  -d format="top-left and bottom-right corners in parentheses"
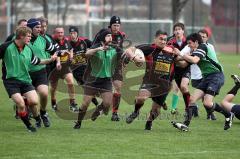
top-left (17, 19), bottom-right (27, 26)
top-left (186, 33), bottom-right (203, 44)
top-left (173, 22), bottom-right (185, 31)
top-left (198, 29), bottom-right (209, 37)
top-left (155, 30), bottom-right (168, 37)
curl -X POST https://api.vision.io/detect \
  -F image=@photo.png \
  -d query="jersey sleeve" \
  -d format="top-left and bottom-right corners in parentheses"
top-left (192, 44), bottom-right (208, 59)
top-left (135, 44), bottom-right (154, 56)
top-left (0, 41), bottom-right (12, 59)
top-left (43, 36), bottom-right (59, 55)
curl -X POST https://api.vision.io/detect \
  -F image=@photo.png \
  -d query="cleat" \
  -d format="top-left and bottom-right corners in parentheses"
top-left (27, 125), bottom-right (37, 132)
top-left (126, 112), bottom-right (139, 124)
top-left (73, 121), bottom-right (81, 129)
top-left (145, 121), bottom-right (152, 130)
top-left (111, 112), bottom-right (120, 121)
top-left (207, 113), bottom-right (217, 120)
top-left (91, 105), bottom-right (104, 121)
top-left (41, 113), bottom-right (50, 127)
top-left (35, 119), bottom-right (41, 128)
top-left (231, 74), bottom-right (240, 85)
top-left (171, 121), bottom-right (189, 132)
top-left (162, 102), bottom-right (168, 110)
top-left (224, 113), bottom-right (234, 130)
top-left (69, 103), bottom-right (79, 112)
top-left (52, 104), bottom-right (58, 111)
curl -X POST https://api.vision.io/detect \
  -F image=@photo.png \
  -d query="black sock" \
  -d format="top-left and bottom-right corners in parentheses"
top-left (40, 110), bottom-right (46, 115)
top-left (34, 115), bottom-right (41, 122)
top-left (227, 85), bottom-right (240, 96)
top-left (213, 103), bottom-right (231, 118)
top-left (183, 92), bottom-right (190, 110)
top-left (91, 97), bottom-right (98, 106)
top-left (77, 108), bottom-right (86, 122)
top-left (18, 111), bottom-right (31, 128)
top-left (134, 102), bottom-right (144, 113)
top-left (149, 110), bottom-right (159, 121)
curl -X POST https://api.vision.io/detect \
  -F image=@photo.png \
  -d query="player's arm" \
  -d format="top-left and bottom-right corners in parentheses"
top-left (86, 44), bottom-right (105, 57)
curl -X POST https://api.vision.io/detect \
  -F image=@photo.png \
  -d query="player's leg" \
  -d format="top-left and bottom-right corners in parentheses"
top-left (111, 80), bottom-right (122, 121)
top-left (74, 94), bottom-right (94, 129)
top-left (65, 72), bottom-right (78, 112)
top-left (126, 88), bottom-right (151, 124)
top-left (170, 80), bottom-right (179, 114)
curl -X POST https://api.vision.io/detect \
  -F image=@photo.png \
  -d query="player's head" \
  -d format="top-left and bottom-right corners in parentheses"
top-left (186, 33), bottom-right (203, 50)
top-left (173, 22), bottom-right (185, 39)
top-left (198, 29), bottom-right (209, 43)
top-left (17, 19), bottom-right (27, 27)
top-left (154, 30), bottom-right (168, 49)
top-left (98, 29), bottom-right (112, 44)
top-left (109, 16), bottom-right (121, 34)
top-left (15, 26), bottom-right (32, 44)
top-left (54, 27), bottom-right (65, 40)
top-left (69, 26), bottom-right (79, 41)
top-left (27, 18), bottom-right (41, 37)
top-left (37, 16), bottom-right (48, 35)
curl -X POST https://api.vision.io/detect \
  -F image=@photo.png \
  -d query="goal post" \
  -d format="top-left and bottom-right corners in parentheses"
top-left (87, 18), bottom-right (173, 44)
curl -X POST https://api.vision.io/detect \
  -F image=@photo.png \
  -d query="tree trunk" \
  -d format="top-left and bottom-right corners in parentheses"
top-left (171, 0), bottom-right (189, 23)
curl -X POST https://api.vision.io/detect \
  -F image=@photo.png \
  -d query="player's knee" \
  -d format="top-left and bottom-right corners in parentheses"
top-left (203, 100), bottom-right (213, 108)
top-left (180, 85), bottom-right (188, 93)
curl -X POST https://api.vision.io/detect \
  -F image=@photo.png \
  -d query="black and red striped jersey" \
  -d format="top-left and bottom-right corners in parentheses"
top-left (136, 44), bottom-right (176, 84)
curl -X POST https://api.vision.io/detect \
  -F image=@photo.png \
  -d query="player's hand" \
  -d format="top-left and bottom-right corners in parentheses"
top-left (173, 48), bottom-right (181, 56)
top-left (51, 53), bottom-right (58, 62)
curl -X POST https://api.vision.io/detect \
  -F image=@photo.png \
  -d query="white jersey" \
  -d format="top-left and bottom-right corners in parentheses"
top-left (180, 45), bottom-right (202, 80)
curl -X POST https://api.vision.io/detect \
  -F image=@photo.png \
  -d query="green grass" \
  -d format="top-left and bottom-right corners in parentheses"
top-left (1, 53), bottom-right (240, 159)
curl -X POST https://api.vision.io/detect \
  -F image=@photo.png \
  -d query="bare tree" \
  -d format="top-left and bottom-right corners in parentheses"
top-left (62, 1), bottom-right (70, 25)
top-left (172, 0), bottom-right (189, 23)
top-left (35, 0), bottom-right (48, 19)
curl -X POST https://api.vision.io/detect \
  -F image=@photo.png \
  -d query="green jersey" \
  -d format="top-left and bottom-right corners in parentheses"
top-left (28, 35), bottom-right (57, 72)
top-left (0, 41), bottom-right (41, 84)
top-left (192, 43), bottom-right (222, 77)
top-left (89, 44), bottom-right (119, 78)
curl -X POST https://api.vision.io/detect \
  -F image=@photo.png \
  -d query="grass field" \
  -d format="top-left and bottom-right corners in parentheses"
top-left (1, 53), bottom-right (240, 159)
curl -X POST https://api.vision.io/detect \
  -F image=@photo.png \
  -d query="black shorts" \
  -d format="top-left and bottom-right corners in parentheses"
top-left (72, 65), bottom-right (87, 85)
top-left (151, 93), bottom-right (168, 106)
top-left (30, 68), bottom-right (49, 88)
top-left (140, 82), bottom-right (172, 98)
top-left (83, 77), bottom-right (112, 96)
top-left (231, 105), bottom-right (240, 120)
top-left (174, 66), bottom-right (191, 87)
top-left (49, 63), bottom-right (72, 82)
top-left (3, 79), bottom-right (35, 98)
top-left (191, 79), bottom-right (202, 88)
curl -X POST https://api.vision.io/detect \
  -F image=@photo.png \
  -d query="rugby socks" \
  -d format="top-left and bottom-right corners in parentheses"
top-left (183, 92), bottom-right (190, 110)
top-left (91, 97), bottom-right (99, 106)
top-left (77, 108), bottom-right (87, 122)
top-left (70, 98), bottom-right (76, 105)
top-left (171, 94), bottom-right (179, 110)
top-left (40, 109), bottom-right (46, 116)
top-left (18, 111), bottom-right (31, 128)
top-left (134, 101), bottom-right (144, 113)
top-left (148, 110), bottom-right (159, 121)
top-left (34, 115), bottom-right (41, 122)
top-left (213, 103), bottom-right (231, 118)
top-left (51, 99), bottom-right (56, 106)
top-left (227, 84), bottom-right (240, 96)
top-left (112, 93), bottom-right (121, 113)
